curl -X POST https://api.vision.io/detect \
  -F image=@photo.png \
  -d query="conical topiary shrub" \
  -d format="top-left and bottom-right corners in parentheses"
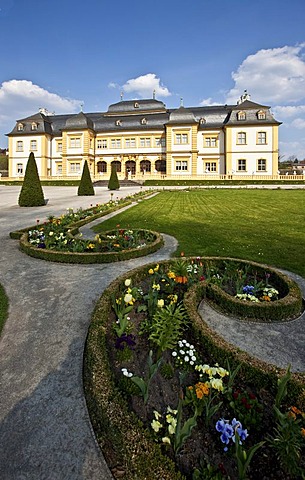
top-left (18, 152), bottom-right (45, 207)
top-left (78, 160), bottom-right (95, 196)
top-left (108, 165), bottom-right (120, 190)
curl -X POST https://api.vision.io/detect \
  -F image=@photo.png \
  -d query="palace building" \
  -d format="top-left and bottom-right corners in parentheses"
top-left (7, 92), bottom-right (281, 179)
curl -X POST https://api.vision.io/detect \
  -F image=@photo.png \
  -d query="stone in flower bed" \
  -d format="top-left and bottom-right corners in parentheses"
top-left (84, 257), bottom-right (305, 480)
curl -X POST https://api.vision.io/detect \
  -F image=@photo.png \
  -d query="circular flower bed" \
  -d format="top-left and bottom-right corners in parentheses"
top-left (84, 257), bottom-right (305, 480)
top-left (11, 193), bottom-right (164, 263)
top-left (20, 226), bottom-right (163, 264)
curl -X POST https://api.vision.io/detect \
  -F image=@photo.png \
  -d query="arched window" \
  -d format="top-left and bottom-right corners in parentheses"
top-left (97, 161), bottom-right (107, 173)
top-left (155, 159), bottom-right (166, 173)
top-left (111, 160), bottom-right (121, 172)
top-left (237, 111), bottom-right (246, 121)
top-left (257, 110), bottom-right (266, 120)
top-left (140, 160), bottom-right (151, 173)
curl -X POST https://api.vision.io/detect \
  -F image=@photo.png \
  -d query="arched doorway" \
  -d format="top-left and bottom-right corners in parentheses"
top-left (140, 160), bottom-right (151, 174)
top-left (125, 160), bottom-right (136, 178)
top-left (155, 159), bottom-right (166, 174)
top-left (97, 161), bottom-right (107, 173)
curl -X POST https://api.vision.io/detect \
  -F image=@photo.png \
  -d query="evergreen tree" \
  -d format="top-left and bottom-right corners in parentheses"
top-left (18, 152), bottom-right (45, 207)
top-left (78, 160), bottom-right (95, 196)
top-left (108, 165), bottom-right (120, 190)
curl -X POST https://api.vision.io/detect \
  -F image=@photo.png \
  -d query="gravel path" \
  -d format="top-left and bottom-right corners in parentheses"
top-left (0, 186), bottom-right (177, 480)
top-left (0, 185), bottom-right (304, 480)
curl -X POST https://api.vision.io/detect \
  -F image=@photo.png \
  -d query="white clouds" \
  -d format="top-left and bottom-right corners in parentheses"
top-left (0, 79), bottom-right (80, 129)
top-left (291, 118), bottom-right (305, 129)
top-left (122, 73), bottom-right (171, 98)
top-left (199, 97), bottom-right (220, 106)
top-left (226, 44), bottom-right (305, 105)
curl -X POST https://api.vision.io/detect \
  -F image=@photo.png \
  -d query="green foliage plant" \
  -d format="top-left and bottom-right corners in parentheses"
top-left (108, 164), bottom-right (120, 190)
top-left (0, 283), bottom-right (9, 336)
top-left (149, 303), bottom-right (188, 358)
top-left (77, 160), bottom-right (95, 196)
top-left (234, 430), bottom-right (265, 480)
top-left (122, 350), bottom-right (162, 404)
top-left (18, 152), bottom-right (45, 206)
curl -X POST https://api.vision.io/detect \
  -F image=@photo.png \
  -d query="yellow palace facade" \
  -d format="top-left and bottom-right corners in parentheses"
top-left (7, 92), bottom-right (281, 180)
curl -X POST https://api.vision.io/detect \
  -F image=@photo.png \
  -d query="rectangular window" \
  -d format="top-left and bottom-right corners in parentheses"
top-left (97, 139), bottom-right (108, 149)
top-left (16, 141), bottom-right (23, 152)
top-left (257, 159), bottom-right (266, 171)
top-left (257, 132), bottom-right (267, 144)
top-left (175, 160), bottom-right (188, 171)
top-left (69, 162), bottom-right (81, 173)
top-left (30, 140), bottom-right (37, 151)
top-left (140, 137), bottom-right (151, 147)
top-left (237, 132), bottom-right (246, 144)
top-left (238, 159), bottom-right (247, 171)
top-left (204, 137), bottom-right (217, 147)
top-left (110, 138), bottom-right (121, 148)
top-left (205, 162), bottom-right (217, 172)
top-left (57, 142), bottom-right (62, 152)
top-left (70, 137), bottom-right (81, 148)
top-left (56, 164), bottom-right (63, 175)
top-left (125, 138), bottom-right (136, 148)
top-left (175, 133), bottom-right (188, 144)
top-left (17, 163), bottom-right (23, 174)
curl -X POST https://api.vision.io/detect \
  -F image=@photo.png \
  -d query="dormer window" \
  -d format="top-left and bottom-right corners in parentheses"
top-left (141, 118), bottom-right (147, 125)
top-left (134, 102), bottom-right (139, 108)
top-left (17, 123), bottom-right (24, 131)
top-left (257, 110), bottom-right (266, 120)
top-left (199, 117), bottom-right (206, 125)
top-left (237, 111), bottom-right (246, 121)
top-left (31, 122), bottom-right (38, 130)
top-left (115, 119), bottom-right (122, 126)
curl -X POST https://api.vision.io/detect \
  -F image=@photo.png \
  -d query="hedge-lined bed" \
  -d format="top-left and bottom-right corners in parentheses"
top-left (83, 257), bottom-right (305, 480)
top-left (198, 257), bottom-right (303, 322)
top-left (10, 192), bottom-right (165, 263)
top-left (19, 228), bottom-right (163, 264)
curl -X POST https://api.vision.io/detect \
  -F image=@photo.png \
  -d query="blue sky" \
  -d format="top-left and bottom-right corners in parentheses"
top-left (1, 0), bottom-right (305, 159)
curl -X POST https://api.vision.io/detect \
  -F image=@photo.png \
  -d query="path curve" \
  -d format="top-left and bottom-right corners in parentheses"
top-left (1, 186), bottom-right (305, 479)
top-left (198, 269), bottom-right (305, 373)
top-left (0, 186), bottom-right (177, 480)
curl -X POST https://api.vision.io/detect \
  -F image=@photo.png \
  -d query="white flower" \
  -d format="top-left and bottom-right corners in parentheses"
top-left (125, 279), bottom-right (131, 287)
top-left (121, 368), bottom-right (133, 378)
top-left (172, 351), bottom-right (177, 357)
top-left (184, 356), bottom-right (189, 362)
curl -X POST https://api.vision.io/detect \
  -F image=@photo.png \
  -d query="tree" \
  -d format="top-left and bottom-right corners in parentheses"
top-left (77, 160), bottom-right (95, 196)
top-left (108, 164), bottom-right (120, 190)
top-left (18, 152), bottom-right (45, 207)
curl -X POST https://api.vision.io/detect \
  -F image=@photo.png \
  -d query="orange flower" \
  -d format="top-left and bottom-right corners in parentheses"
top-left (195, 382), bottom-right (210, 399)
top-left (301, 428), bottom-right (305, 437)
top-left (288, 411), bottom-right (296, 420)
top-left (291, 406), bottom-right (302, 416)
top-left (260, 295), bottom-right (271, 302)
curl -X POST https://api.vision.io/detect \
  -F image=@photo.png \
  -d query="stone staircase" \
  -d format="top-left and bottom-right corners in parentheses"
top-left (93, 179), bottom-right (143, 187)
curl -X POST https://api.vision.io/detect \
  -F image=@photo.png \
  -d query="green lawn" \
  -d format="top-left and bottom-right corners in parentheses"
top-left (93, 189), bottom-right (305, 277)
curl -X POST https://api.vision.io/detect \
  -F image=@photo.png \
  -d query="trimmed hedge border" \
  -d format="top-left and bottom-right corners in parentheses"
top-left (83, 258), bottom-right (305, 480)
top-left (200, 257), bottom-right (303, 322)
top-left (9, 201), bottom-right (133, 240)
top-left (19, 229), bottom-right (164, 264)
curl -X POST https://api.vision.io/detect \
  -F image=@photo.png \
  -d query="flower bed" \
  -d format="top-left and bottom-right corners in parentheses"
top-left (84, 257), bottom-right (305, 480)
top-left (11, 192), bottom-right (164, 263)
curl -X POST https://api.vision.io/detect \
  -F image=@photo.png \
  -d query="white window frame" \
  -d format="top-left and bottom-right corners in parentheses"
top-left (17, 163), bottom-right (23, 174)
top-left (175, 160), bottom-right (188, 171)
top-left (110, 138), bottom-right (121, 148)
top-left (257, 132), bottom-right (267, 145)
top-left (16, 141), bottom-right (23, 152)
top-left (69, 162), bottom-right (81, 173)
top-left (237, 132), bottom-right (246, 145)
top-left (257, 159), bottom-right (267, 171)
top-left (30, 140), bottom-right (37, 151)
top-left (70, 137), bottom-right (81, 148)
top-left (237, 159), bottom-right (247, 171)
